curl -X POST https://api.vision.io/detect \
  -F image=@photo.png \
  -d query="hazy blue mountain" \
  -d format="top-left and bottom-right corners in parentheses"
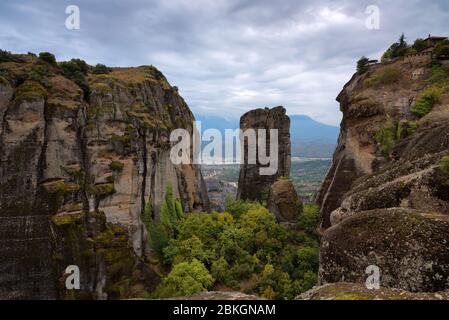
top-left (289, 115), bottom-right (339, 143)
top-left (195, 114), bottom-right (339, 158)
top-left (195, 115), bottom-right (239, 132)
top-left (290, 115), bottom-right (339, 158)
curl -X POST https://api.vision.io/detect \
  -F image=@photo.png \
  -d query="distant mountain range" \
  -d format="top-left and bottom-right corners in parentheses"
top-left (195, 114), bottom-right (340, 158)
top-left (290, 115), bottom-right (339, 158)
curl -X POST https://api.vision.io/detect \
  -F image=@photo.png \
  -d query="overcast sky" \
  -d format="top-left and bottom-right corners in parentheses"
top-left (1, 0), bottom-right (448, 125)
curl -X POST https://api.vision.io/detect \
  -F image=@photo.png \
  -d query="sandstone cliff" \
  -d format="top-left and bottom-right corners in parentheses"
top-left (237, 106), bottom-right (291, 201)
top-left (316, 55), bottom-right (449, 292)
top-left (0, 53), bottom-right (209, 299)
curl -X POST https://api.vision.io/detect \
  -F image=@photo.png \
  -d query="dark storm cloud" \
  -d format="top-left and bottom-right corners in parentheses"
top-left (0, 0), bottom-right (448, 125)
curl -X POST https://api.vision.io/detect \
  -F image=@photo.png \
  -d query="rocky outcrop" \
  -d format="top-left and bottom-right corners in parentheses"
top-left (237, 106), bottom-right (291, 201)
top-left (0, 53), bottom-right (209, 299)
top-left (51, 210), bottom-right (160, 299)
top-left (317, 55), bottom-right (449, 293)
top-left (317, 58), bottom-right (449, 229)
top-left (170, 291), bottom-right (265, 300)
top-left (297, 283), bottom-right (449, 300)
top-left (320, 208), bottom-right (449, 292)
top-left (267, 179), bottom-right (302, 222)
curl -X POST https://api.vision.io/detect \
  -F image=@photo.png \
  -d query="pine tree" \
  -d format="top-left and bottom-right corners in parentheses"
top-left (149, 184), bottom-right (185, 255)
top-left (357, 56), bottom-right (369, 74)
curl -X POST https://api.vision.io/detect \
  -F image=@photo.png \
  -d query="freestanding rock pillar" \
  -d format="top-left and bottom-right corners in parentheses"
top-left (237, 106), bottom-right (291, 201)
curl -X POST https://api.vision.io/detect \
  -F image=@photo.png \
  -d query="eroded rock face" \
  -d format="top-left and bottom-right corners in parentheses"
top-left (267, 179), bottom-right (302, 222)
top-left (297, 283), bottom-right (449, 300)
top-left (0, 54), bottom-right (208, 299)
top-left (317, 57), bottom-right (449, 293)
top-left (320, 208), bottom-right (449, 292)
top-left (316, 59), bottom-right (449, 229)
top-left (237, 106), bottom-right (291, 201)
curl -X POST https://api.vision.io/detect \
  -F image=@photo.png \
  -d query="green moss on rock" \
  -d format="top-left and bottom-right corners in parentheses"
top-left (52, 211), bottom-right (85, 226)
top-left (14, 80), bottom-right (48, 103)
top-left (109, 160), bottom-right (124, 172)
top-left (92, 183), bottom-right (115, 197)
top-left (347, 98), bottom-right (383, 119)
top-left (321, 208), bottom-right (449, 292)
top-left (440, 156), bottom-right (449, 174)
top-left (43, 180), bottom-right (68, 194)
top-left (364, 66), bottom-right (401, 88)
top-left (91, 82), bottom-right (112, 94)
top-left (297, 283), bottom-right (449, 300)
top-left (51, 209), bottom-right (159, 299)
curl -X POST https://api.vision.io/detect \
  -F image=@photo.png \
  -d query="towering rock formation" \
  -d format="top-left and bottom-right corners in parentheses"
top-left (0, 53), bottom-right (209, 299)
top-left (316, 52), bottom-right (449, 292)
top-left (237, 106), bottom-right (291, 201)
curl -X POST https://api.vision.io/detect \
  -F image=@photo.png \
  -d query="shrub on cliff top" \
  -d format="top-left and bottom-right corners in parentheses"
top-left (0, 49), bottom-right (20, 63)
top-left (59, 59), bottom-right (91, 97)
top-left (38, 52), bottom-right (57, 66)
top-left (357, 56), bottom-right (370, 74)
top-left (70, 58), bottom-right (90, 74)
top-left (92, 63), bottom-right (112, 74)
top-left (412, 38), bottom-right (427, 53)
top-left (434, 40), bottom-right (449, 61)
top-left (382, 33), bottom-right (411, 60)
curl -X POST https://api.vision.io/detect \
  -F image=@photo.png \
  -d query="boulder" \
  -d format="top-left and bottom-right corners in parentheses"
top-left (320, 208), bottom-right (449, 292)
top-left (267, 179), bottom-right (302, 222)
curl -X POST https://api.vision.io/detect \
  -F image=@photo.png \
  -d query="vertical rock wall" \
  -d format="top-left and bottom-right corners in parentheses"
top-left (237, 106), bottom-right (291, 201)
top-left (316, 57), bottom-right (449, 292)
top-left (0, 55), bottom-right (209, 299)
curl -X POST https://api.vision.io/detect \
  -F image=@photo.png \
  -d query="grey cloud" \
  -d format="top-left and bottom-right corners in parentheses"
top-left (0, 0), bottom-right (448, 125)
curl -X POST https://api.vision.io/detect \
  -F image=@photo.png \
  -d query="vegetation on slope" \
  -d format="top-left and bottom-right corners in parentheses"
top-left (412, 64), bottom-right (449, 118)
top-left (364, 66), bottom-right (400, 88)
top-left (147, 185), bottom-right (319, 299)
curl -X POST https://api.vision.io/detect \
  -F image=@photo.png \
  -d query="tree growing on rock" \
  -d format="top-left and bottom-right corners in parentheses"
top-left (357, 56), bottom-right (370, 74)
top-left (148, 184), bottom-right (184, 256)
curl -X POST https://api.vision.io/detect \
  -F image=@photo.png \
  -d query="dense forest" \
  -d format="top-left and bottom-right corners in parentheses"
top-left (146, 185), bottom-right (319, 299)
